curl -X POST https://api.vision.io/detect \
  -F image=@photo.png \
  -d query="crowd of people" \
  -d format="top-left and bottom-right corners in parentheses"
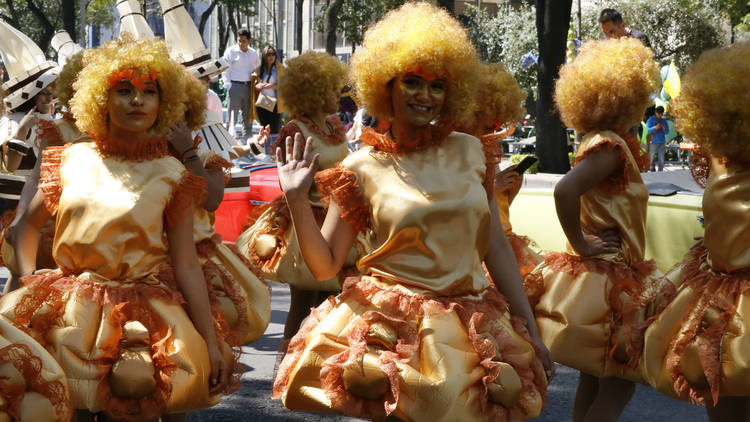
top-left (0, 2), bottom-right (746, 422)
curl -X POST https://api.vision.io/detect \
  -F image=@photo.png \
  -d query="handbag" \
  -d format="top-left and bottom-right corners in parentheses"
top-left (255, 91), bottom-right (276, 112)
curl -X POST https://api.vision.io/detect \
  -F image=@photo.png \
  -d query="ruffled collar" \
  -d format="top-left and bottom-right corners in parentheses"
top-left (94, 134), bottom-right (170, 161)
top-left (290, 114), bottom-right (347, 145)
top-left (617, 131), bottom-right (651, 173)
top-left (361, 123), bottom-right (453, 154)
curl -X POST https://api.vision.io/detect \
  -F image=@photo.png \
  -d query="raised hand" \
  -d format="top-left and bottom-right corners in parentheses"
top-left (495, 165), bottom-right (522, 197)
top-left (16, 109), bottom-right (38, 138)
top-left (257, 125), bottom-right (270, 146)
top-left (276, 132), bottom-right (319, 199)
top-left (577, 229), bottom-right (621, 257)
top-left (166, 121), bottom-right (194, 155)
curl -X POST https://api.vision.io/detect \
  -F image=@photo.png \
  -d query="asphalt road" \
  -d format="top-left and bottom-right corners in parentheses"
top-left (188, 281), bottom-right (710, 422)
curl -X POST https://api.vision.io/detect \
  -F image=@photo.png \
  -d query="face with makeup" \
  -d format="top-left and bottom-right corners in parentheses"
top-left (107, 78), bottom-right (160, 136)
top-left (391, 72), bottom-right (446, 131)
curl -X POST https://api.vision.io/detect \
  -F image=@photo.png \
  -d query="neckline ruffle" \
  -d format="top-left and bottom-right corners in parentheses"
top-left (290, 114), bottom-right (347, 145)
top-left (360, 123), bottom-right (453, 154)
top-left (94, 135), bottom-right (170, 161)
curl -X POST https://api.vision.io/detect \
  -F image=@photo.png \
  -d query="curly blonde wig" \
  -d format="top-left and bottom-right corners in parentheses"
top-left (350, 2), bottom-right (478, 126)
top-left (181, 69), bottom-right (208, 130)
top-left (71, 34), bottom-right (205, 140)
top-left (555, 38), bottom-right (658, 133)
top-left (475, 62), bottom-right (525, 129)
top-left (674, 41), bottom-right (750, 165)
top-left (55, 50), bottom-right (85, 110)
top-left (278, 51), bottom-right (348, 116)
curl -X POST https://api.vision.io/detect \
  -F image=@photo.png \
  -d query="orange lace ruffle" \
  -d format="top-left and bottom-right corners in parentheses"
top-left (620, 132), bottom-right (650, 173)
top-left (204, 153), bottom-right (233, 186)
top-left (481, 133), bottom-right (503, 199)
top-left (94, 136), bottom-right (170, 162)
top-left (0, 343), bottom-right (72, 422)
top-left (38, 145), bottom-right (71, 215)
top-left (528, 252), bottom-right (668, 370)
top-left (315, 166), bottom-right (371, 234)
top-left (272, 114), bottom-right (347, 151)
top-left (164, 171), bottom-right (208, 228)
top-left (573, 138), bottom-right (630, 194)
top-left (13, 267), bottom-right (186, 420)
top-left (360, 123), bottom-right (454, 154)
top-left (689, 149), bottom-right (711, 189)
top-left (34, 119), bottom-right (66, 150)
top-left (508, 232), bottom-right (541, 279)
top-left (273, 276), bottom-right (548, 421)
top-left (665, 243), bottom-right (750, 406)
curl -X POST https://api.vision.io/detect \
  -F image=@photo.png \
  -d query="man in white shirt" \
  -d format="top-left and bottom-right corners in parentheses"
top-left (221, 28), bottom-right (261, 139)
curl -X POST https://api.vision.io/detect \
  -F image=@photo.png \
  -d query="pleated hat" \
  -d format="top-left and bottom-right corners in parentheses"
top-left (0, 19), bottom-right (58, 111)
top-left (159, 0), bottom-right (228, 78)
top-left (117, 0), bottom-right (155, 39)
top-left (51, 30), bottom-right (83, 67)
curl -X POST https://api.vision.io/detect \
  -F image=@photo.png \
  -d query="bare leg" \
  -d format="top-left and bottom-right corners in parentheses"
top-left (707, 396), bottom-right (750, 422)
top-left (572, 372), bottom-right (598, 422)
top-left (582, 377), bottom-right (635, 422)
top-left (284, 286), bottom-right (315, 339)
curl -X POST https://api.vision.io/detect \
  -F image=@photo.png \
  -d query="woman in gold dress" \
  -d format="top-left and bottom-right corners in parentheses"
top-left (524, 38), bottom-right (665, 422)
top-left (462, 62), bottom-right (543, 281)
top-left (0, 36), bottom-right (234, 421)
top-left (236, 51), bottom-right (355, 340)
top-left (642, 41), bottom-right (750, 422)
top-left (271, 4), bottom-right (552, 421)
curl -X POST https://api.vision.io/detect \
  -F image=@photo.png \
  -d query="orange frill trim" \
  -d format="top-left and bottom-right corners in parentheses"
top-left (93, 135), bottom-right (170, 162)
top-left (689, 149), bottom-right (711, 189)
top-left (272, 114), bottom-right (347, 152)
top-left (574, 138), bottom-right (630, 194)
top-left (508, 232), bottom-right (541, 279)
top-left (665, 244), bottom-right (750, 407)
top-left (204, 153), bottom-right (233, 186)
top-left (274, 276), bottom-right (548, 421)
top-left (314, 166), bottom-right (371, 234)
top-left (360, 123), bottom-right (453, 154)
top-left (34, 119), bottom-right (66, 150)
top-left (0, 209), bottom-right (16, 267)
top-left (164, 171), bottom-right (208, 228)
top-left (481, 133), bottom-right (503, 199)
top-left (526, 252), bottom-right (668, 370)
top-left (0, 343), bottom-right (72, 422)
top-left (38, 145), bottom-right (71, 216)
top-left (13, 267), bottom-right (185, 420)
top-left (620, 132), bottom-right (650, 173)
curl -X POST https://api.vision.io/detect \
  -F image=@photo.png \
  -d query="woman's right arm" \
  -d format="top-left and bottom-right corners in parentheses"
top-left (278, 133), bottom-right (356, 280)
top-left (553, 147), bottom-right (623, 256)
top-left (4, 188), bottom-right (51, 292)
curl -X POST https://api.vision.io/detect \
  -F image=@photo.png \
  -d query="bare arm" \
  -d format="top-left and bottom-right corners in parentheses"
top-left (484, 198), bottom-right (554, 379)
top-left (278, 133), bottom-right (356, 280)
top-left (166, 204), bottom-right (228, 395)
top-left (4, 187), bottom-right (52, 293)
top-left (168, 122), bottom-right (224, 211)
top-left (553, 147), bottom-right (623, 256)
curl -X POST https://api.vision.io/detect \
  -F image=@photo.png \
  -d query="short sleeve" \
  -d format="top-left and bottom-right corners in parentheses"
top-left (198, 150), bottom-right (233, 185)
top-left (314, 165), bottom-right (371, 234)
top-left (574, 137), bottom-right (629, 193)
top-left (39, 145), bottom-right (71, 215)
top-left (164, 171), bottom-right (207, 228)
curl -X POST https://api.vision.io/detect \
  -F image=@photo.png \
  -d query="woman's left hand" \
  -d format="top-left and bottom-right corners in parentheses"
top-left (167, 122), bottom-right (194, 155)
top-left (276, 132), bottom-right (319, 200)
top-left (495, 166), bottom-right (522, 197)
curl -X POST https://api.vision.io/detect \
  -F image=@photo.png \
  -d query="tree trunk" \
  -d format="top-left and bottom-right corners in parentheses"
top-left (227, 4), bottom-right (238, 41)
top-left (324, 0), bottom-right (343, 55)
top-left (26, 0), bottom-right (55, 50)
top-left (218, 5), bottom-right (228, 56)
top-left (61, 0), bottom-right (77, 41)
top-left (2, 0), bottom-right (21, 29)
top-left (535, 0), bottom-right (572, 174)
top-left (199, 1), bottom-right (217, 43)
top-left (437, 0), bottom-right (455, 14)
top-left (295, 0), bottom-right (303, 53)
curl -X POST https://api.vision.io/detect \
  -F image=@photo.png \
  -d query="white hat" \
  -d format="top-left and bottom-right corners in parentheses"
top-left (51, 30), bottom-right (83, 68)
top-left (117, 0), bottom-right (154, 40)
top-left (159, 0), bottom-right (228, 78)
top-left (0, 19), bottom-right (58, 111)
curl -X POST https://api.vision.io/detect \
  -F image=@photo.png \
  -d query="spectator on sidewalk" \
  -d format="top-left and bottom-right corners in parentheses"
top-left (647, 105), bottom-right (670, 171)
top-left (599, 8), bottom-right (651, 48)
top-left (221, 28), bottom-right (261, 139)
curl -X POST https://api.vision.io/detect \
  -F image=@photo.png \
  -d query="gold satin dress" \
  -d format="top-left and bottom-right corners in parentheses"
top-left (495, 189), bottom-right (543, 280)
top-left (193, 150), bottom-right (271, 345)
top-left (643, 160), bottom-right (750, 406)
top-left (273, 131), bottom-right (548, 422)
top-left (237, 115), bottom-right (359, 291)
top-left (525, 131), bottom-right (665, 381)
top-left (0, 314), bottom-right (72, 422)
top-left (0, 141), bottom-right (234, 418)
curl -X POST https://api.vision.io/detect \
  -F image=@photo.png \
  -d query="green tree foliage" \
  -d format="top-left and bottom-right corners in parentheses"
top-left (463, 3), bottom-right (538, 94)
top-left (316, 0), bottom-right (405, 53)
top-left (578, 0), bottom-right (725, 71)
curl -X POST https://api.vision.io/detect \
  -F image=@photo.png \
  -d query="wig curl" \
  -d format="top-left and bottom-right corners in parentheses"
top-left (555, 38), bottom-right (658, 133)
top-left (278, 51), bottom-right (348, 116)
top-left (181, 69), bottom-right (208, 130)
top-left (474, 62), bottom-right (525, 129)
top-left (55, 50), bottom-right (85, 110)
top-left (71, 34), bottom-right (205, 140)
top-left (674, 41), bottom-right (750, 165)
top-left (350, 2), bottom-right (478, 125)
